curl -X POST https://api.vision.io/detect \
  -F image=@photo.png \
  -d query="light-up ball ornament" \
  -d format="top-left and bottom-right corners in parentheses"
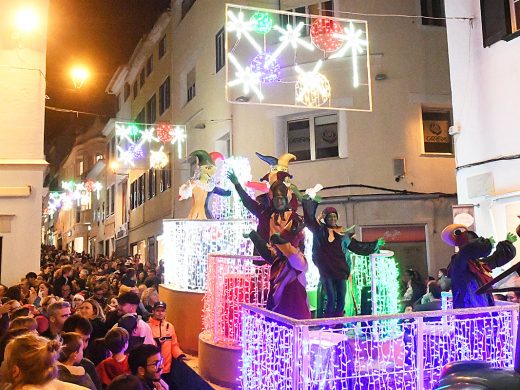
top-left (250, 53), bottom-right (280, 83)
top-left (310, 18), bottom-right (344, 52)
top-left (84, 180), bottom-right (95, 192)
top-left (156, 123), bottom-right (173, 143)
top-left (250, 12), bottom-right (273, 34)
top-left (295, 73), bottom-right (331, 107)
top-left (150, 148), bottom-right (169, 169)
top-left (129, 144), bottom-right (144, 160)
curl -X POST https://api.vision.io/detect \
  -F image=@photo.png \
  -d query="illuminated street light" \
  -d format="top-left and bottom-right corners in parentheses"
top-left (71, 66), bottom-right (89, 89)
top-left (13, 6), bottom-right (40, 35)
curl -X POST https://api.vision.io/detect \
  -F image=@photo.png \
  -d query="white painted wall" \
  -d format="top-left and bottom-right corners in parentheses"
top-left (445, 0), bottom-right (520, 242)
top-left (0, 1), bottom-right (49, 285)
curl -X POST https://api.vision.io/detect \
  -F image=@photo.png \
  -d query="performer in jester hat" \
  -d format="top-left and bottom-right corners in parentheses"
top-left (301, 194), bottom-right (384, 317)
top-left (442, 223), bottom-right (517, 309)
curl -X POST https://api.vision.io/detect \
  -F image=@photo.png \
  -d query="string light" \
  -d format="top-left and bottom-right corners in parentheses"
top-left (294, 60), bottom-right (331, 106)
top-left (228, 53), bottom-right (264, 101)
top-left (330, 22), bottom-right (368, 88)
top-left (226, 10), bottom-right (263, 53)
top-left (250, 52), bottom-right (280, 83)
top-left (250, 11), bottom-right (274, 34)
top-left (310, 18), bottom-right (344, 52)
top-left (269, 22), bottom-right (315, 63)
top-left (46, 180), bottom-right (103, 216)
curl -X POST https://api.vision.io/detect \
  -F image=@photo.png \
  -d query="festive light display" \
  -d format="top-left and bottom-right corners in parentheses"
top-left (295, 60), bottom-right (331, 106)
top-left (202, 254), bottom-right (270, 346)
top-left (250, 11), bottom-right (273, 34)
top-left (114, 122), bottom-right (187, 168)
top-left (209, 156), bottom-right (257, 220)
top-left (241, 303), bottom-right (517, 389)
top-left (226, 4), bottom-right (371, 111)
top-left (162, 219), bottom-right (256, 292)
top-left (330, 22), bottom-right (368, 88)
top-left (250, 53), bottom-right (280, 83)
top-left (46, 180), bottom-right (103, 216)
top-left (310, 17), bottom-right (344, 52)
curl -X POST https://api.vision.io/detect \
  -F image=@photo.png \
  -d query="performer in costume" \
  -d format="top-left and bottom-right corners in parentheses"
top-left (179, 150), bottom-right (230, 219)
top-left (246, 230), bottom-right (311, 319)
top-left (442, 223), bottom-right (517, 309)
top-left (301, 196), bottom-right (384, 317)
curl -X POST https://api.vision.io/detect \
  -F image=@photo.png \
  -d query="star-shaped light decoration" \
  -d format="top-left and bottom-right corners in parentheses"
top-left (150, 146), bottom-right (169, 169)
top-left (269, 22), bottom-right (314, 63)
top-left (294, 60), bottom-right (331, 107)
top-left (116, 122), bottom-right (140, 143)
top-left (227, 53), bottom-right (264, 101)
top-left (330, 22), bottom-right (367, 88)
top-left (138, 127), bottom-right (159, 147)
top-left (171, 125), bottom-right (187, 159)
top-left (117, 145), bottom-right (136, 167)
top-left (226, 9), bottom-right (262, 54)
top-left (92, 182), bottom-right (103, 200)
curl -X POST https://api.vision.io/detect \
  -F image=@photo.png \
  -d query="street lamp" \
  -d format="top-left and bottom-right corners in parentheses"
top-left (13, 6), bottom-right (40, 35)
top-left (71, 66), bottom-right (89, 89)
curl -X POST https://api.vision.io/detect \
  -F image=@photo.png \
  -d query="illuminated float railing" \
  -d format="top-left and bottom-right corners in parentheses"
top-left (162, 219), bottom-right (256, 291)
top-left (202, 254), bottom-right (270, 346)
top-left (241, 302), bottom-right (518, 389)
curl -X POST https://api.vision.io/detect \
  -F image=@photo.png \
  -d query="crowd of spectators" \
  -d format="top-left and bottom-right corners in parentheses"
top-left (0, 245), bottom-right (213, 390)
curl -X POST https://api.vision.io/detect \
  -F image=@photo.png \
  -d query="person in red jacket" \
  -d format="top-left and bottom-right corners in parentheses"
top-left (96, 327), bottom-right (131, 387)
top-left (148, 302), bottom-right (185, 378)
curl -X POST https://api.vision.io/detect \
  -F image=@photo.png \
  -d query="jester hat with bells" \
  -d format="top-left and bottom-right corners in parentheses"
top-left (256, 152), bottom-right (297, 184)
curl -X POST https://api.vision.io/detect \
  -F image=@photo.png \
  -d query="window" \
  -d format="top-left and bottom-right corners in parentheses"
top-left (215, 27), bottom-right (225, 73)
top-left (131, 175), bottom-right (146, 209)
top-left (146, 55), bottom-right (153, 76)
top-left (281, 1), bottom-right (333, 36)
top-left (133, 82), bottom-right (138, 99)
top-left (481, 0), bottom-right (520, 46)
top-left (159, 35), bottom-right (167, 59)
top-left (136, 108), bottom-right (145, 125)
top-left (420, 0), bottom-right (446, 27)
top-left (148, 169), bottom-right (156, 199)
top-left (116, 94), bottom-right (121, 111)
top-left (159, 155), bottom-right (171, 192)
top-left (182, 0), bottom-right (197, 19)
top-left (139, 69), bottom-right (145, 89)
top-left (110, 184), bottom-right (115, 215)
top-left (421, 108), bottom-right (453, 154)
top-left (124, 83), bottom-right (130, 101)
top-left (187, 67), bottom-right (196, 102)
top-left (77, 159), bottom-right (84, 176)
top-left (146, 94), bottom-right (156, 123)
top-left (138, 174), bottom-right (145, 205)
top-left (287, 113), bottom-right (338, 161)
top-left (95, 153), bottom-right (103, 162)
top-left (159, 77), bottom-right (170, 115)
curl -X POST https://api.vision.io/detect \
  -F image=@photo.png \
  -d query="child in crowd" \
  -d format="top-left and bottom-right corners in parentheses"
top-left (96, 327), bottom-right (131, 388)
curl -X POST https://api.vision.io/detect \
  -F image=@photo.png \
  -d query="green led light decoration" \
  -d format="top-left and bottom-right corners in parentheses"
top-left (250, 11), bottom-right (273, 34)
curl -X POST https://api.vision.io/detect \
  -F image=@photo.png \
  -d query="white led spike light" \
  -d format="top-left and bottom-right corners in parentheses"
top-left (225, 4), bottom-right (372, 112)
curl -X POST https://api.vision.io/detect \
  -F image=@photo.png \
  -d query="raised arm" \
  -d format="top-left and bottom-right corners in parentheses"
top-left (227, 169), bottom-right (264, 216)
top-left (301, 197), bottom-right (320, 233)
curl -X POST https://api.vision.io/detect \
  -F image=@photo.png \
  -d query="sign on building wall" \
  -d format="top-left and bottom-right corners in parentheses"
top-left (225, 4), bottom-right (372, 111)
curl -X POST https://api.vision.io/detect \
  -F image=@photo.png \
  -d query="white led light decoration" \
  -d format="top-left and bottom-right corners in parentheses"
top-left (138, 128), bottom-right (159, 145)
top-left (150, 146), bottom-right (169, 169)
top-left (226, 9), bottom-right (263, 53)
top-left (294, 60), bottom-right (331, 106)
top-left (171, 125), bottom-right (187, 159)
top-left (228, 53), bottom-right (264, 101)
top-left (270, 22), bottom-right (314, 63)
top-left (241, 303), bottom-right (517, 389)
top-left (225, 4), bottom-right (372, 111)
top-left (116, 145), bottom-right (136, 167)
top-left (330, 22), bottom-right (368, 88)
top-left (162, 219), bottom-right (256, 292)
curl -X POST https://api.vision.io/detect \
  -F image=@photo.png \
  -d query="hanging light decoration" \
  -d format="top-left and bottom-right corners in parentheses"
top-left (310, 18), bottom-right (344, 52)
top-left (128, 143), bottom-right (144, 160)
top-left (150, 146), bottom-right (169, 169)
top-left (156, 123), bottom-right (173, 143)
top-left (250, 52), bottom-right (280, 83)
top-left (294, 60), bottom-right (331, 107)
top-left (250, 11), bottom-right (273, 34)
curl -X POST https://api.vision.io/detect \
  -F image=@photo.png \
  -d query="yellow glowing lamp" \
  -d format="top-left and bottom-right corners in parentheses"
top-left (13, 6), bottom-right (39, 34)
top-left (71, 66), bottom-right (89, 89)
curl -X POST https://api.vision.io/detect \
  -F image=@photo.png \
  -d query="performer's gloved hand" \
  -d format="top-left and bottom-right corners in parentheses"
top-left (376, 237), bottom-right (385, 248)
top-left (270, 233), bottom-right (288, 245)
top-left (227, 169), bottom-right (239, 185)
top-left (506, 232), bottom-right (518, 244)
top-left (290, 184), bottom-right (304, 201)
top-left (488, 236), bottom-right (496, 246)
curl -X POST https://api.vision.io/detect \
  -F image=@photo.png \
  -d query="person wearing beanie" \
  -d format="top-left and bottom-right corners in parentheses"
top-left (441, 224), bottom-right (517, 309)
top-left (302, 196), bottom-right (384, 318)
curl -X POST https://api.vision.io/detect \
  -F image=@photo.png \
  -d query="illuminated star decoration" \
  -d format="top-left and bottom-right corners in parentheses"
top-left (269, 22), bottom-right (315, 64)
top-left (226, 10), bottom-right (262, 53)
top-left (171, 125), bottom-right (187, 159)
top-left (150, 146), bottom-right (169, 169)
top-left (138, 127), bottom-right (159, 146)
top-left (117, 145), bottom-right (136, 167)
top-left (294, 60), bottom-right (331, 107)
top-left (227, 53), bottom-right (264, 101)
top-left (115, 122), bottom-right (140, 143)
top-left (330, 22), bottom-right (368, 88)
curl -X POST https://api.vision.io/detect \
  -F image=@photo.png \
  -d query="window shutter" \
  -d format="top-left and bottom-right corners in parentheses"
top-left (480, 0), bottom-right (512, 47)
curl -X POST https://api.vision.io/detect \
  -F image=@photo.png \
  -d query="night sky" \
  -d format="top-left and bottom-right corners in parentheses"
top-left (45, 0), bottom-right (170, 170)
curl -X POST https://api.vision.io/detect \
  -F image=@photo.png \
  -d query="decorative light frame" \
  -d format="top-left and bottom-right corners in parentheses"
top-left (225, 4), bottom-right (372, 112)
